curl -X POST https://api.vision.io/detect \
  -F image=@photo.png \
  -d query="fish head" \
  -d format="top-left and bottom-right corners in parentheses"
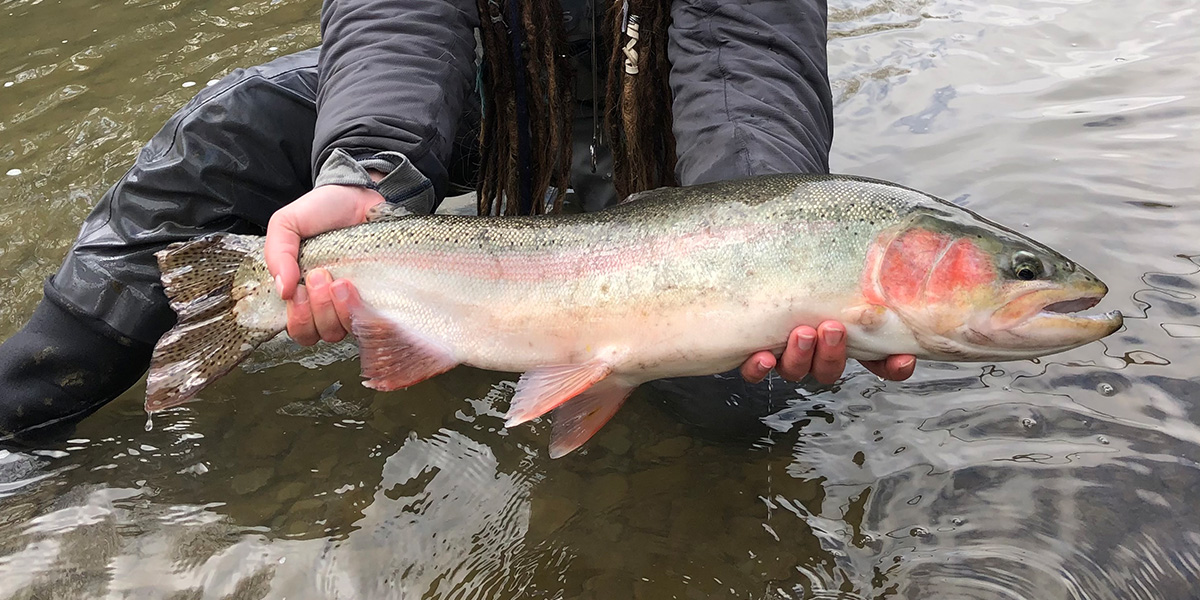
top-left (864, 210), bottom-right (1122, 361)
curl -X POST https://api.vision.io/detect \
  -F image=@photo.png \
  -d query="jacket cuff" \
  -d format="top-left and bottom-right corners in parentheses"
top-left (314, 148), bottom-right (436, 215)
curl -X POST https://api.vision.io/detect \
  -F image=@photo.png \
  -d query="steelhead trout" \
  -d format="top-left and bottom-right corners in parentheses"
top-left (147, 174), bottom-right (1122, 457)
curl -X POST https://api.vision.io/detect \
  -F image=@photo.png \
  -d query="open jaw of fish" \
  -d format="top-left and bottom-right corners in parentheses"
top-left (144, 174), bottom-right (1124, 458)
top-left (946, 277), bottom-right (1121, 360)
top-left (1005, 286), bottom-right (1120, 332)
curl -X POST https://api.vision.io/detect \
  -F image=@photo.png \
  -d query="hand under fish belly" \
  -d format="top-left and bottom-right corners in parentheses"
top-left (145, 174), bottom-right (1122, 457)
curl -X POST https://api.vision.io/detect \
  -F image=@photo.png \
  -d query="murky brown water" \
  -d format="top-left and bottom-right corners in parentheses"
top-left (2, 0), bottom-right (1199, 598)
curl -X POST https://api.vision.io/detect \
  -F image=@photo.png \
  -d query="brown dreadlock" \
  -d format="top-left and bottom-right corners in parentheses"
top-left (475, 0), bottom-right (676, 215)
top-left (605, 0), bottom-right (678, 199)
top-left (474, 0), bottom-right (574, 215)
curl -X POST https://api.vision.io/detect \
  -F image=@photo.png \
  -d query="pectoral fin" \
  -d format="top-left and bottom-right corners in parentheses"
top-left (549, 380), bottom-right (636, 458)
top-left (504, 360), bottom-right (613, 427)
top-left (350, 307), bottom-right (459, 391)
top-left (842, 303), bottom-right (890, 331)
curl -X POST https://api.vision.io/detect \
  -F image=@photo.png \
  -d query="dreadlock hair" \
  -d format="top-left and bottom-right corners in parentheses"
top-left (605, 0), bottom-right (677, 199)
top-left (475, 0), bottom-right (574, 215)
top-left (475, 0), bottom-right (678, 215)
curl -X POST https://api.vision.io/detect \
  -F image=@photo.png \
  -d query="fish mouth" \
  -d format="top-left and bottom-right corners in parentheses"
top-left (1037, 294), bottom-right (1122, 326)
top-left (996, 285), bottom-right (1123, 345)
top-left (1041, 296), bottom-right (1101, 314)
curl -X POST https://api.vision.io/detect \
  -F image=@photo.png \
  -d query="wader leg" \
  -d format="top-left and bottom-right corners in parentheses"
top-left (0, 300), bottom-right (152, 442)
top-left (646, 372), bottom-right (797, 443)
top-left (0, 49), bottom-right (321, 440)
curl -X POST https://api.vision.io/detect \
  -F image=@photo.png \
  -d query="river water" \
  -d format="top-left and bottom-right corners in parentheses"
top-left (1, 0), bottom-right (1198, 598)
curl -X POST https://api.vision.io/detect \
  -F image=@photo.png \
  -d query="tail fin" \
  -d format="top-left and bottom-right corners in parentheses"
top-left (146, 233), bottom-right (286, 412)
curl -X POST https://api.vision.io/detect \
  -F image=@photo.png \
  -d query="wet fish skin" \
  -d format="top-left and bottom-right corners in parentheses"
top-left (146, 174), bottom-right (1121, 457)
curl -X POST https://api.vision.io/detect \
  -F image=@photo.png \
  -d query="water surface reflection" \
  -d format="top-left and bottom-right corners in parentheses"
top-left (2, 0), bottom-right (1199, 597)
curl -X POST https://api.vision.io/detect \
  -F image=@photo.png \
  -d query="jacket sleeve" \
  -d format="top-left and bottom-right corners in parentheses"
top-left (667, 0), bottom-right (834, 185)
top-left (314, 0), bottom-right (480, 200)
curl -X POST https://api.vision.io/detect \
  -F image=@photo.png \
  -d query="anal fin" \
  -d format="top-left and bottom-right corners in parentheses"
top-left (504, 360), bottom-right (613, 427)
top-left (549, 380), bottom-right (636, 458)
top-left (350, 307), bottom-right (458, 391)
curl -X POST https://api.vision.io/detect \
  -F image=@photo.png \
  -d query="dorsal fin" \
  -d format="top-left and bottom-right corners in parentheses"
top-left (365, 202), bottom-right (416, 223)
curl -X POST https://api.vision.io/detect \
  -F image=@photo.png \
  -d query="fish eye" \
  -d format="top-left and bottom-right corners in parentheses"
top-left (1012, 251), bottom-right (1044, 281)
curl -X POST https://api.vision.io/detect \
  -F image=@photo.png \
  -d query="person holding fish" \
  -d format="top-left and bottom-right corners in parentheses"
top-left (0, 0), bottom-right (918, 442)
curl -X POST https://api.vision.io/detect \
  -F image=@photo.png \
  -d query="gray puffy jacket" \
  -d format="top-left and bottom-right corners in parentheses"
top-left (313, 0), bottom-right (834, 198)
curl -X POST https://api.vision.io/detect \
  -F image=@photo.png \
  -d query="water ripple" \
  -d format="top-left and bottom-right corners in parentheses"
top-left (1, 0), bottom-right (1200, 597)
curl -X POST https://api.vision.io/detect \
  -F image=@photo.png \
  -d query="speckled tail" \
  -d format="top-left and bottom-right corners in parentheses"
top-left (145, 234), bottom-right (284, 412)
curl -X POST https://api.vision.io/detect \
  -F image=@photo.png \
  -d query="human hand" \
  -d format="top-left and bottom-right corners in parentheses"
top-left (264, 184), bottom-right (384, 345)
top-left (739, 320), bottom-right (916, 385)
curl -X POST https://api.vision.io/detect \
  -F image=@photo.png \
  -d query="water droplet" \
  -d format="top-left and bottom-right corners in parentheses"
top-left (1021, 417), bottom-right (1037, 429)
top-left (1022, 222), bottom-right (1030, 228)
top-left (5, 168), bottom-right (20, 176)
top-left (910, 527), bottom-right (929, 537)
top-left (1098, 383), bottom-right (1115, 396)
top-left (2, 82), bottom-right (11, 87)
top-left (206, 79), bottom-right (220, 86)
top-left (181, 81), bottom-right (196, 88)
top-left (951, 517), bottom-right (964, 526)
top-left (144, 414), bottom-right (154, 431)
top-left (1097, 435), bottom-right (1110, 445)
